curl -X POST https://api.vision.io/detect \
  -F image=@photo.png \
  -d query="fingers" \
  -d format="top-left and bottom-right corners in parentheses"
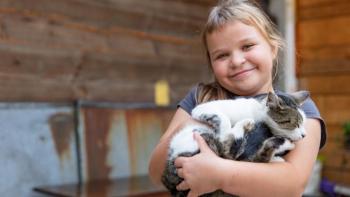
top-left (193, 132), bottom-right (209, 152)
top-left (188, 191), bottom-right (198, 197)
top-left (176, 180), bottom-right (190, 191)
top-left (177, 168), bottom-right (184, 178)
top-left (174, 156), bottom-right (187, 168)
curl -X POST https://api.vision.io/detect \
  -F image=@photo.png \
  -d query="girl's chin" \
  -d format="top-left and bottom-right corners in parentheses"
top-left (226, 82), bottom-right (269, 95)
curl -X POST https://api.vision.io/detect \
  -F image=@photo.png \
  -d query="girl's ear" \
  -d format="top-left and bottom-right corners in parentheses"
top-left (271, 43), bottom-right (278, 60)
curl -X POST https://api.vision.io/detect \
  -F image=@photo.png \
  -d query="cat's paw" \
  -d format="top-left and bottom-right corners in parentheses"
top-left (270, 156), bottom-right (285, 162)
top-left (198, 114), bottom-right (221, 132)
top-left (242, 118), bottom-right (255, 132)
top-left (227, 118), bottom-right (254, 139)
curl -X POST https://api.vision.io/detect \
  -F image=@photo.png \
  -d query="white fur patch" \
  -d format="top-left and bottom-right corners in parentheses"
top-left (191, 98), bottom-right (267, 125)
top-left (270, 139), bottom-right (295, 162)
top-left (169, 124), bottom-right (210, 159)
top-left (219, 118), bottom-right (255, 142)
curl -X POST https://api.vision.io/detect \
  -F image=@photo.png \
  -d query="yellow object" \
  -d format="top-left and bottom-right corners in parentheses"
top-left (155, 80), bottom-right (170, 106)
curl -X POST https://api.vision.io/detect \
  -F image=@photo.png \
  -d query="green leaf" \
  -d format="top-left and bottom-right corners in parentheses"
top-left (343, 121), bottom-right (350, 136)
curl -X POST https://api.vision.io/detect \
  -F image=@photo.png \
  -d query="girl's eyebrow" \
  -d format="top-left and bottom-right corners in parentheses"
top-left (210, 37), bottom-right (256, 55)
top-left (209, 34), bottom-right (259, 56)
top-left (239, 37), bottom-right (256, 43)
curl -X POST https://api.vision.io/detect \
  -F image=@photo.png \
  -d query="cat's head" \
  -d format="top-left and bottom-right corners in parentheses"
top-left (265, 91), bottom-right (309, 141)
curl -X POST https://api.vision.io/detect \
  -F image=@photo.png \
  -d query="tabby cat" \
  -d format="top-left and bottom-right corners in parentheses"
top-left (161, 91), bottom-right (309, 197)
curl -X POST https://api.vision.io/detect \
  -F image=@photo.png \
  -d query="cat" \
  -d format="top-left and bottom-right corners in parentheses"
top-left (161, 91), bottom-right (309, 197)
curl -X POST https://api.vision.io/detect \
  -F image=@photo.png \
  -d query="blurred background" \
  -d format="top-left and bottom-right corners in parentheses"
top-left (0, 0), bottom-right (349, 196)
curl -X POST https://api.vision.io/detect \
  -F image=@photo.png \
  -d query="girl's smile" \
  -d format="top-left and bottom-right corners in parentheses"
top-left (229, 66), bottom-right (257, 80)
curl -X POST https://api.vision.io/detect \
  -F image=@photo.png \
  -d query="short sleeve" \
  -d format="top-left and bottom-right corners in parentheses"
top-left (177, 86), bottom-right (198, 115)
top-left (301, 98), bottom-right (327, 149)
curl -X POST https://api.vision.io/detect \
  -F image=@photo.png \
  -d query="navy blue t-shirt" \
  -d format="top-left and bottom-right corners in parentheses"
top-left (178, 86), bottom-right (327, 149)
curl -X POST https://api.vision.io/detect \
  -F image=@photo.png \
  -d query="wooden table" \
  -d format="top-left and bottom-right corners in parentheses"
top-left (33, 175), bottom-right (169, 197)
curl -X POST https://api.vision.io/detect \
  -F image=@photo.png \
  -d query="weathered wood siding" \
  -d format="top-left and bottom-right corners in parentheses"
top-left (297, 0), bottom-right (350, 185)
top-left (0, 0), bottom-right (215, 102)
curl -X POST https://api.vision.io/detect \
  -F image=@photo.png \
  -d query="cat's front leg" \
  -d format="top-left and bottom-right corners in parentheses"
top-left (270, 156), bottom-right (285, 162)
top-left (192, 111), bottom-right (231, 134)
top-left (254, 137), bottom-right (295, 163)
top-left (269, 138), bottom-right (295, 162)
top-left (220, 119), bottom-right (255, 159)
top-left (220, 118), bottom-right (255, 142)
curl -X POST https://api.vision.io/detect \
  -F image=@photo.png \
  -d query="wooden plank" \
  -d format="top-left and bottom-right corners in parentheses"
top-left (0, 6), bottom-right (210, 102)
top-left (0, 42), bottom-right (208, 102)
top-left (299, 75), bottom-right (350, 94)
top-left (0, 0), bottom-right (212, 102)
top-left (326, 124), bottom-right (347, 141)
top-left (0, 0), bottom-right (210, 38)
top-left (107, 0), bottom-right (213, 21)
top-left (298, 45), bottom-right (350, 75)
top-left (0, 12), bottom-right (177, 54)
top-left (311, 95), bottom-right (350, 125)
top-left (299, 60), bottom-right (350, 76)
top-left (0, 44), bottom-right (82, 80)
top-left (0, 75), bottom-right (75, 101)
top-left (162, 0), bottom-right (215, 7)
top-left (298, 17), bottom-right (350, 48)
top-left (298, 0), bottom-right (349, 8)
top-left (0, 71), bottom-right (200, 102)
top-left (0, 74), bottom-right (197, 103)
top-left (298, 0), bottom-right (350, 20)
top-left (299, 45), bottom-right (350, 61)
top-left (74, 82), bottom-right (197, 103)
top-left (76, 53), bottom-right (208, 83)
top-left (0, 10), bottom-right (206, 63)
top-left (297, 0), bottom-right (350, 188)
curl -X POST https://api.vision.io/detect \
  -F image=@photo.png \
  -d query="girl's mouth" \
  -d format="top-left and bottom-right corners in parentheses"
top-left (231, 67), bottom-right (256, 78)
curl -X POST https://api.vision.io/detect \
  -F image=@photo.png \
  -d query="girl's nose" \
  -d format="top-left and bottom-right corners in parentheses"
top-left (230, 52), bottom-right (246, 67)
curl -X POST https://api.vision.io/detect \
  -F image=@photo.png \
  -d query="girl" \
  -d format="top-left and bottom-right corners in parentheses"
top-left (149, 0), bottom-right (326, 196)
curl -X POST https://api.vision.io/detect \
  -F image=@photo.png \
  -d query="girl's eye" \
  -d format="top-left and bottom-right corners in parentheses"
top-left (215, 53), bottom-right (229, 60)
top-left (242, 44), bottom-right (255, 51)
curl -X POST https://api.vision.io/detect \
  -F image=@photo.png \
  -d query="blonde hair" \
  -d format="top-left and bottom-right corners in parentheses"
top-left (197, 0), bottom-right (285, 103)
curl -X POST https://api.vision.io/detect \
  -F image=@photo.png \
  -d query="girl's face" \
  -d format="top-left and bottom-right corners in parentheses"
top-left (206, 20), bottom-right (277, 96)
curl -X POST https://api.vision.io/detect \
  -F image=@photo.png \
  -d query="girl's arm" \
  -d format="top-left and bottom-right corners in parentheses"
top-left (148, 108), bottom-right (194, 185)
top-left (175, 118), bottom-right (321, 197)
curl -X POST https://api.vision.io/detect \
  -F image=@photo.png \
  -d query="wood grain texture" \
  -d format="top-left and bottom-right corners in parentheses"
top-left (298, 17), bottom-right (350, 48)
top-left (0, 0), bottom-right (212, 102)
top-left (297, 0), bottom-right (350, 186)
top-left (298, 0), bottom-right (350, 20)
top-left (299, 75), bottom-right (350, 94)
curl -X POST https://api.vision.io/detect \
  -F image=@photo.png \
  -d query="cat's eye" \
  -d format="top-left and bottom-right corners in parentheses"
top-left (278, 120), bottom-right (291, 124)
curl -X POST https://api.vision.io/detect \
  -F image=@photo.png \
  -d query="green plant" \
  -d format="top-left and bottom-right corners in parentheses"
top-left (343, 121), bottom-right (350, 149)
top-left (343, 121), bottom-right (350, 136)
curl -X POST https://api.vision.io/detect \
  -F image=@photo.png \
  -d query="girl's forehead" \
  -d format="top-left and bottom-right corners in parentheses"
top-left (207, 21), bottom-right (263, 43)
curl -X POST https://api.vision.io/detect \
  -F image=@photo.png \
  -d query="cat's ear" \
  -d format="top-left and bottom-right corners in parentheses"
top-left (266, 92), bottom-right (281, 109)
top-left (290, 91), bottom-right (310, 106)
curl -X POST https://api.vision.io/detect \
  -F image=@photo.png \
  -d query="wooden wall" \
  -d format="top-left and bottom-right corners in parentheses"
top-left (297, 0), bottom-right (350, 185)
top-left (0, 0), bottom-right (215, 103)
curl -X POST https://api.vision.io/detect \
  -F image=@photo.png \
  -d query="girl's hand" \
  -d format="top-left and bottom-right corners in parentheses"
top-left (174, 132), bottom-right (223, 197)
